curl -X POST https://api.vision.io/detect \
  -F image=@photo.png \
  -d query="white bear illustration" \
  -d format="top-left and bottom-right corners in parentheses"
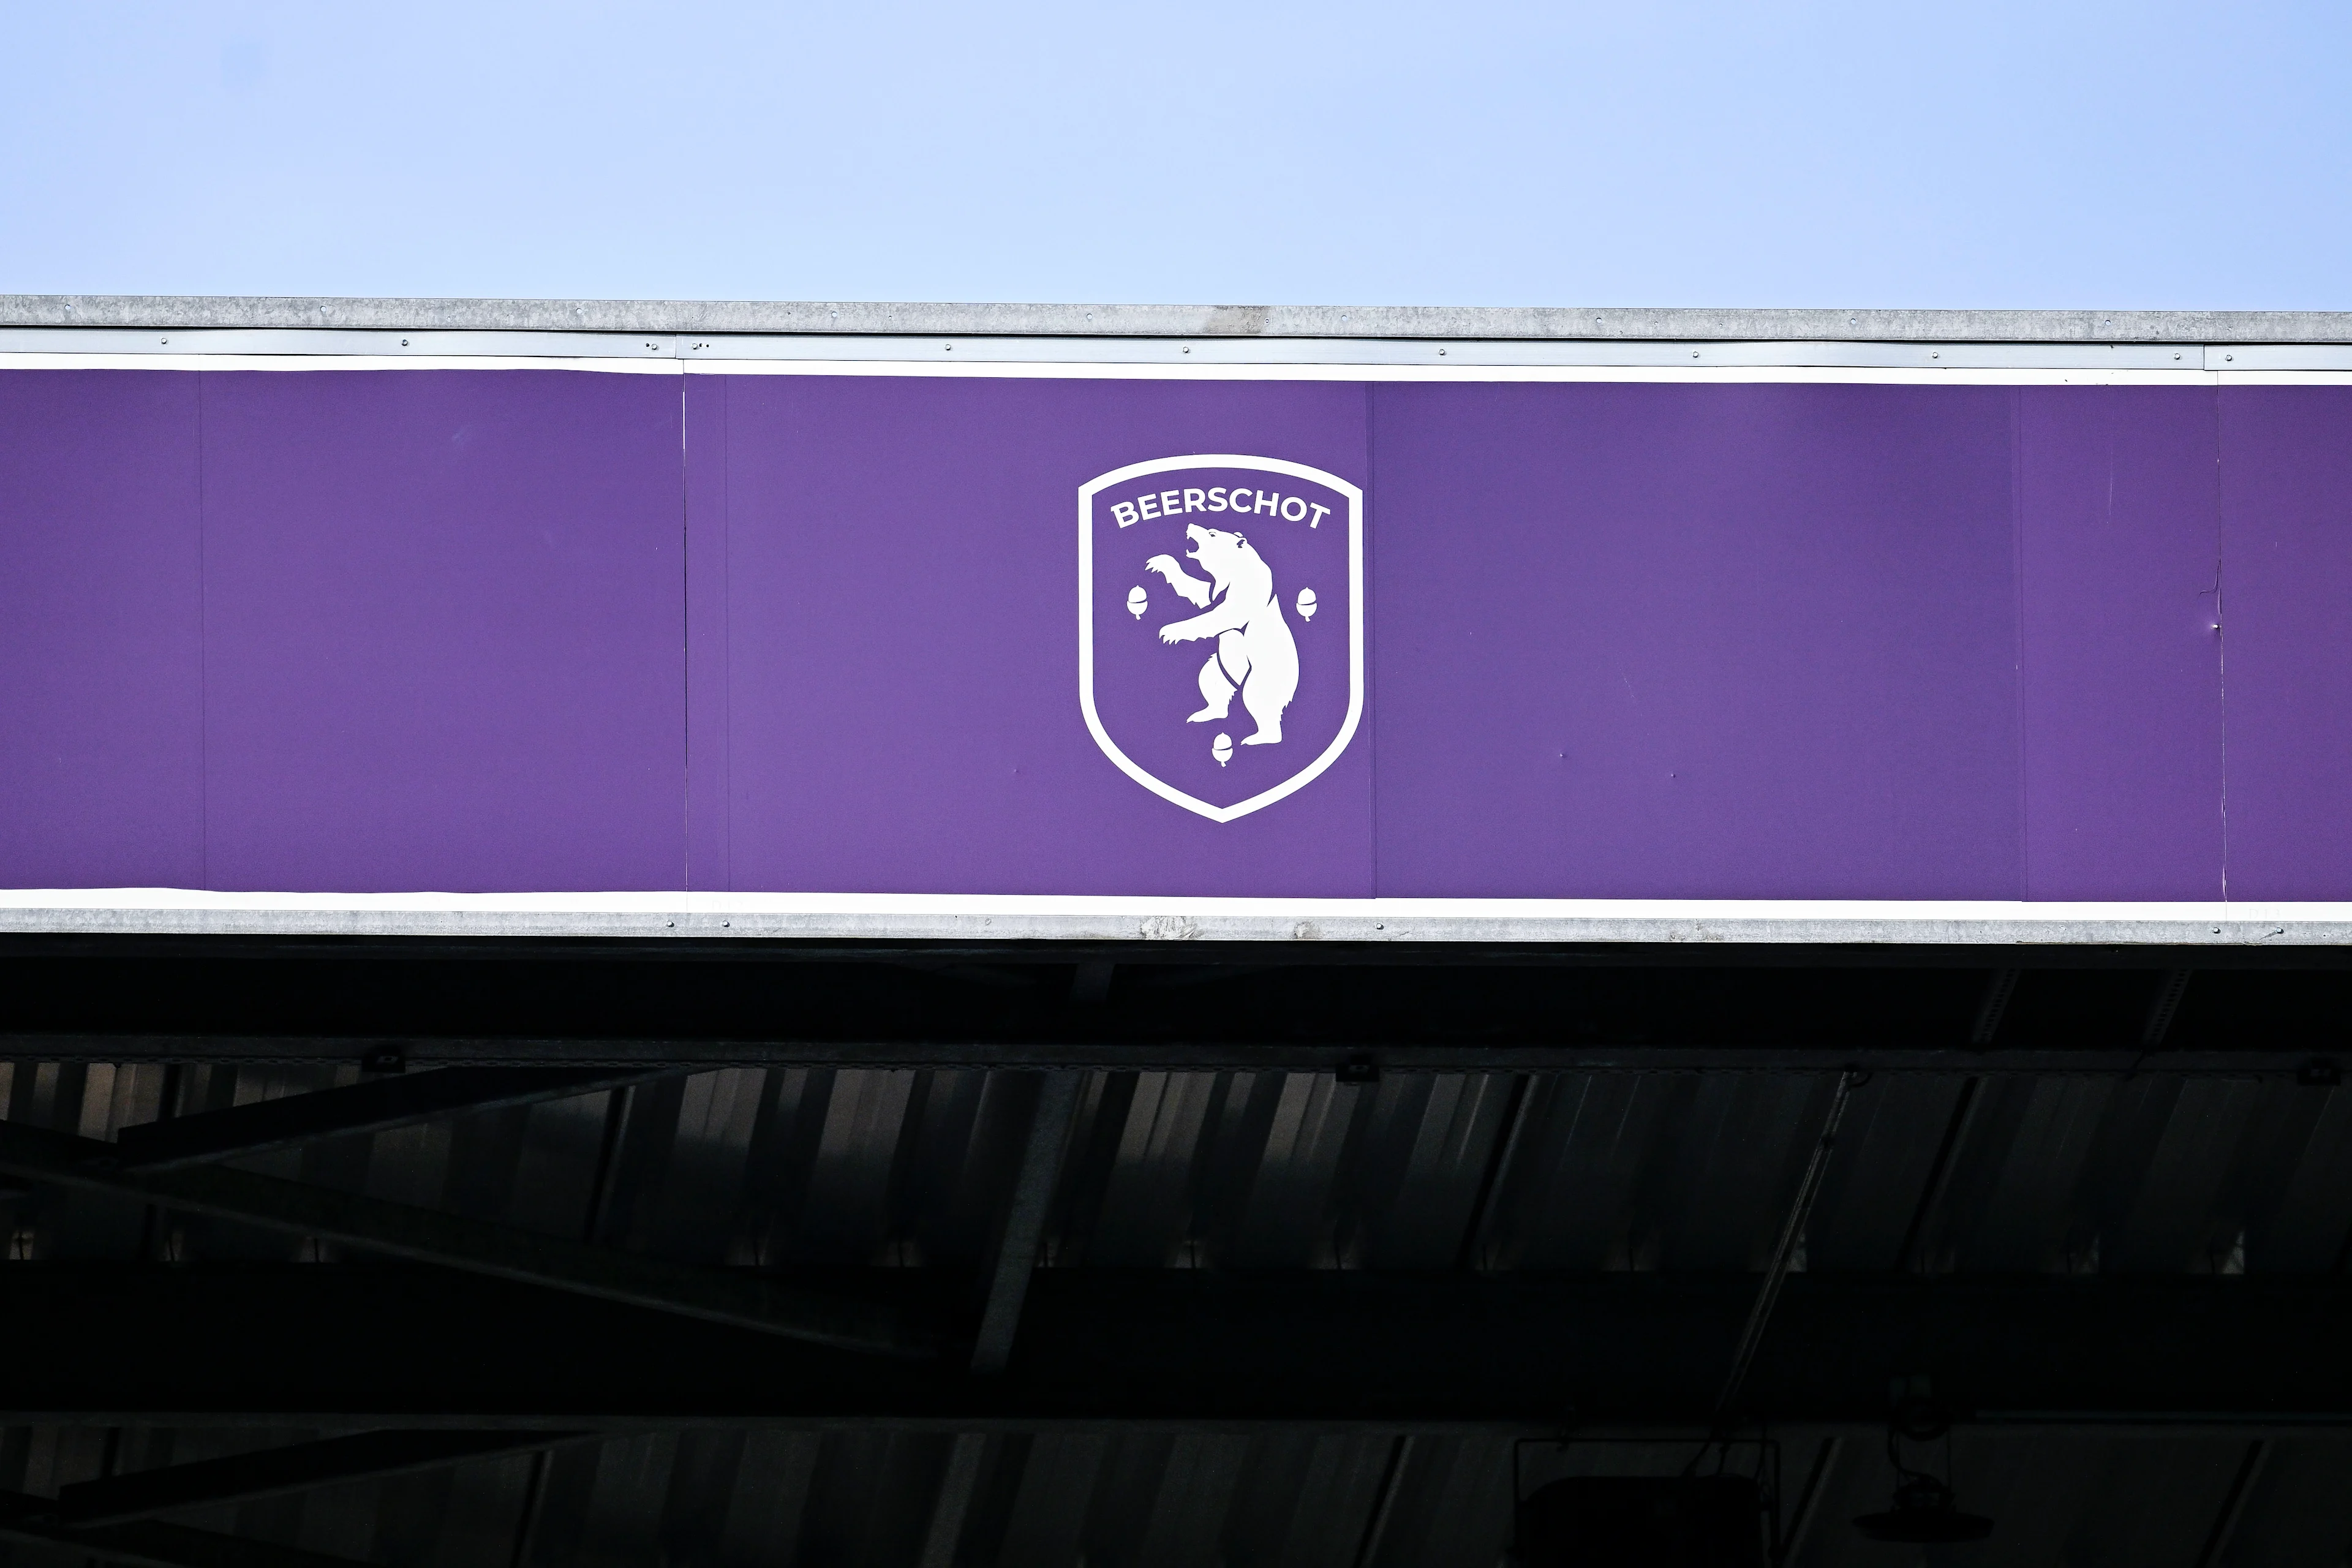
top-left (1144, 523), bottom-right (1300, 745)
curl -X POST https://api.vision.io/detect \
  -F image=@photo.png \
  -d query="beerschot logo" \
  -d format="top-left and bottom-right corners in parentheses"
top-left (1079, 456), bottom-right (1363, 821)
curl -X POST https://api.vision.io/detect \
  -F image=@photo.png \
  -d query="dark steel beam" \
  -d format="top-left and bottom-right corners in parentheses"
top-left (9, 933), bottom-right (2352, 969)
top-left (970, 1071), bottom-right (1081, 1374)
top-left (3, 1034), bottom-right (2342, 1077)
top-left (0, 1122), bottom-right (935, 1358)
top-left (114, 1068), bottom-right (663, 1170)
top-left (1969, 968), bottom-right (2021, 1044)
top-left (2143, 969), bottom-right (2196, 1047)
top-left (1710, 1071), bottom-right (1858, 1425)
top-left (0, 1265), bottom-right (2346, 1428)
top-left (54, 1431), bottom-right (580, 1526)
top-left (915, 1434), bottom-right (988, 1568)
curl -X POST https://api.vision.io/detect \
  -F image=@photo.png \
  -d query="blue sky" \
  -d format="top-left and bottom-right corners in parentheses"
top-left (4, 1), bottom-right (2347, 307)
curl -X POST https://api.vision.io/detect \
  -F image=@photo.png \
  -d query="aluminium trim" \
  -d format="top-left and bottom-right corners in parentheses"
top-left (1, 892), bottom-right (2349, 944)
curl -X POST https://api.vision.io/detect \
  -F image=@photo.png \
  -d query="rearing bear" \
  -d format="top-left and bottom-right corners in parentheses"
top-left (1144, 524), bottom-right (1300, 745)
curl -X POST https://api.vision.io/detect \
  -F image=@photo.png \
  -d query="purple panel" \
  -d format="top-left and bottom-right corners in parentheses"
top-left (685, 374), bottom-right (731, 889)
top-left (713, 375), bottom-right (1373, 895)
top-left (2018, 388), bottom-right (2224, 899)
top-left (1368, 383), bottom-right (2022, 899)
top-left (2220, 387), bottom-right (2352, 900)
top-left (0, 371), bottom-right (204, 888)
top-left (199, 370), bottom-right (685, 892)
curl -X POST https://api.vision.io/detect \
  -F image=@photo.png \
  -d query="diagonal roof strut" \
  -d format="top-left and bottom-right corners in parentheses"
top-left (54, 1431), bottom-right (583, 1528)
top-left (0, 1490), bottom-right (377, 1568)
top-left (114, 1066), bottom-right (669, 1170)
top-left (0, 1120), bottom-right (935, 1358)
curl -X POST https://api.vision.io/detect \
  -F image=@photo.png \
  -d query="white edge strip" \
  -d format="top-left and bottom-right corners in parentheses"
top-left (3, 891), bottom-right (2350, 944)
top-left (0, 328), bottom-right (2347, 377)
top-left (0, 326), bottom-right (2331, 372)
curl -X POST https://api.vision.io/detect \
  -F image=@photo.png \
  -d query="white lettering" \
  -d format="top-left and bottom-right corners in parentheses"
top-left (1207, 487), bottom-right (1229, 511)
top-left (1111, 500), bottom-right (1140, 527)
top-left (1253, 489), bottom-right (1278, 516)
top-left (1307, 502), bottom-right (1330, 529)
top-left (1137, 492), bottom-right (1160, 519)
top-left (1280, 496), bottom-right (1307, 522)
top-left (1184, 488), bottom-right (1207, 513)
top-left (1160, 489), bottom-right (1182, 515)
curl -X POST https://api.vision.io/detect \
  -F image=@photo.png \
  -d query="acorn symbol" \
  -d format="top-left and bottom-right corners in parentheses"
top-left (1126, 586), bottom-right (1148, 619)
top-left (1211, 733), bottom-right (1234, 767)
top-left (1296, 587), bottom-right (1317, 622)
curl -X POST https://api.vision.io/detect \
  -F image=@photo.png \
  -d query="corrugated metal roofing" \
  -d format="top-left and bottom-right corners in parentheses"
top-left (2, 1055), bottom-right (2347, 1564)
top-left (2, 1423), bottom-right (2350, 1566)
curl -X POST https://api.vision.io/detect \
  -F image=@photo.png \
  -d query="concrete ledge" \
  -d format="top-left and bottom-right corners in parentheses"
top-left (7, 296), bottom-right (2352, 344)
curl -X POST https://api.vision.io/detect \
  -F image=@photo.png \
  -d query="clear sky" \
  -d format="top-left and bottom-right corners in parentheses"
top-left (4, 1), bottom-right (2347, 308)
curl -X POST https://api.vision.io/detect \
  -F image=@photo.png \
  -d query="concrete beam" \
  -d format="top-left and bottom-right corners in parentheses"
top-left (5, 296), bottom-right (2352, 344)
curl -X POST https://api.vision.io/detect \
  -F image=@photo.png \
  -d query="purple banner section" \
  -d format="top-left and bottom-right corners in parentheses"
top-left (2018, 389), bottom-right (2224, 899)
top-left (2222, 388), bottom-right (2352, 900)
top-left (699, 376), bottom-right (1374, 895)
top-left (197, 371), bottom-right (686, 892)
top-left (0, 371), bottom-right (203, 888)
top-left (1368, 383), bottom-right (2021, 899)
top-left (4, 366), bottom-right (2352, 902)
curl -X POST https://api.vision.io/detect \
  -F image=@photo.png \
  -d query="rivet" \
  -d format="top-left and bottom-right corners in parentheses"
top-left (160, 337), bottom-right (168, 345)
top-left (2226, 353), bottom-right (2234, 361)
top-left (1182, 345), bottom-right (1189, 353)
top-left (401, 338), bottom-right (409, 347)
top-left (1691, 349), bottom-right (1700, 358)
top-left (1932, 350), bottom-right (1939, 359)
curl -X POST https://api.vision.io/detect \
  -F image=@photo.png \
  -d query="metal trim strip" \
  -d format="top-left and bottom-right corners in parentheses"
top-left (0, 892), bottom-right (2344, 944)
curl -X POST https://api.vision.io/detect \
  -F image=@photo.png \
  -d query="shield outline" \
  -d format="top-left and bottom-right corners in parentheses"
top-left (1079, 453), bottom-right (1365, 823)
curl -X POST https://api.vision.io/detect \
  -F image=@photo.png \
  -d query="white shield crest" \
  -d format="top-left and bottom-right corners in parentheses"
top-left (1079, 454), bottom-right (1364, 822)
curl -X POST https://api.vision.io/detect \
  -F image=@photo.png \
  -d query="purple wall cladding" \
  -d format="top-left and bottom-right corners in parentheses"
top-left (0, 364), bottom-right (2337, 901)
